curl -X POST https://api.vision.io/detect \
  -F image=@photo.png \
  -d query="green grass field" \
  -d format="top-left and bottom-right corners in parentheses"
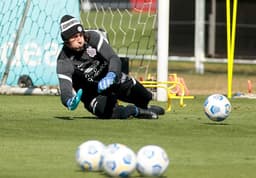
top-left (0, 94), bottom-right (255, 178)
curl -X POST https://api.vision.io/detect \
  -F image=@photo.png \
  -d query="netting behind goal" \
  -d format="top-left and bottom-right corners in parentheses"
top-left (80, 0), bottom-right (158, 78)
top-left (0, 0), bottom-right (157, 93)
top-left (0, 0), bottom-right (80, 88)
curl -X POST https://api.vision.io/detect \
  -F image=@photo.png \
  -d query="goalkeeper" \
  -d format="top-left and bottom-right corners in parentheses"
top-left (56, 15), bottom-right (164, 119)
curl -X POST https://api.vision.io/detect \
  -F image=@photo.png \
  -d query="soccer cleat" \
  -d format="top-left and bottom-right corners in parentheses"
top-left (148, 105), bottom-right (165, 115)
top-left (136, 108), bottom-right (158, 119)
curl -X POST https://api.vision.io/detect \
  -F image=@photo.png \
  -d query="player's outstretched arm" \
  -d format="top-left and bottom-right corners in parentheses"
top-left (66, 89), bottom-right (83, 110)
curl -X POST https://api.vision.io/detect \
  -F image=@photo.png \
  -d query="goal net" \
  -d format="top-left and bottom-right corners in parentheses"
top-left (0, 0), bottom-right (157, 94)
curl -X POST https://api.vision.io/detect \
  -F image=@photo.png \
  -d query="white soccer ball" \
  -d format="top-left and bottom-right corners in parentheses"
top-left (103, 143), bottom-right (137, 177)
top-left (136, 145), bottom-right (169, 177)
top-left (75, 140), bottom-right (105, 171)
top-left (204, 94), bottom-right (232, 122)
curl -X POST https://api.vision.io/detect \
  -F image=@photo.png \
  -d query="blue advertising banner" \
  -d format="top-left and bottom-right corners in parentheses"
top-left (0, 0), bottom-right (80, 86)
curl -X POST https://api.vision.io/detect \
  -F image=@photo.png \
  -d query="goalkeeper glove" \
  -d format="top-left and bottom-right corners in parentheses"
top-left (66, 89), bottom-right (83, 110)
top-left (97, 72), bottom-right (116, 93)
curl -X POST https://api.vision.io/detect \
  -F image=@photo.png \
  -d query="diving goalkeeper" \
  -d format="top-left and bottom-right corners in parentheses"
top-left (56, 15), bottom-right (164, 119)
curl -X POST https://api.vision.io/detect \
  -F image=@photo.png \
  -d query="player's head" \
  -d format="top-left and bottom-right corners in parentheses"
top-left (60, 15), bottom-right (85, 51)
top-left (60, 15), bottom-right (84, 42)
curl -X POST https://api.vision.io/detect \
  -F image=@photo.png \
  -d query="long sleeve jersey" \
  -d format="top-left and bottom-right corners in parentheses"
top-left (56, 30), bottom-right (122, 108)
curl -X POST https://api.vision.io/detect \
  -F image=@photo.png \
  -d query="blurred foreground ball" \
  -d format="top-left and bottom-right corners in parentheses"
top-left (75, 140), bottom-right (105, 171)
top-left (136, 145), bottom-right (169, 176)
top-left (103, 143), bottom-right (137, 177)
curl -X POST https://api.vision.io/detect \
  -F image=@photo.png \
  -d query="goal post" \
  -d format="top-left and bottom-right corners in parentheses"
top-left (157, 0), bottom-right (169, 101)
top-left (80, 0), bottom-right (169, 101)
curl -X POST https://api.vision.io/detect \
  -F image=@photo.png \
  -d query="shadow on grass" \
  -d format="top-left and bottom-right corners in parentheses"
top-left (74, 168), bottom-right (168, 178)
top-left (54, 116), bottom-right (96, 120)
top-left (54, 116), bottom-right (129, 120)
top-left (203, 122), bottom-right (230, 126)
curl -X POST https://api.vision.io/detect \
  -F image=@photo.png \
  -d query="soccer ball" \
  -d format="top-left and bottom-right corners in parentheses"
top-left (136, 145), bottom-right (169, 177)
top-left (204, 94), bottom-right (232, 122)
top-left (75, 140), bottom-right (105, 171)
top-left (103, 143), bottom-right (137, 177)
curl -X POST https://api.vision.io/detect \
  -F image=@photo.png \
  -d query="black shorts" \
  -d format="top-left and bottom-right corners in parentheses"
top-left (116, 78), bottom-right (152, 109)
top-left (86, 76), bottom-right (152, 118)
top-left (87, 94), bottom-right (117, 119)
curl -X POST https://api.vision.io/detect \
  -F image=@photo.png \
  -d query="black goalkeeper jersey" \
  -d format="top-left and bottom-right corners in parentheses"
top-left (56, 30), bottom-right (122, 109)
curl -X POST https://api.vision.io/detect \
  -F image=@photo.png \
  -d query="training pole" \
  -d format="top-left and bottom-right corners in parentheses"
top-left (226, 0), bottom-right (238, 99)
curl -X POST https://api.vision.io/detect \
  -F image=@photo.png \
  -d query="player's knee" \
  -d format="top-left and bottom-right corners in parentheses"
top-left (89, 95), bottom-right (116, 118)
